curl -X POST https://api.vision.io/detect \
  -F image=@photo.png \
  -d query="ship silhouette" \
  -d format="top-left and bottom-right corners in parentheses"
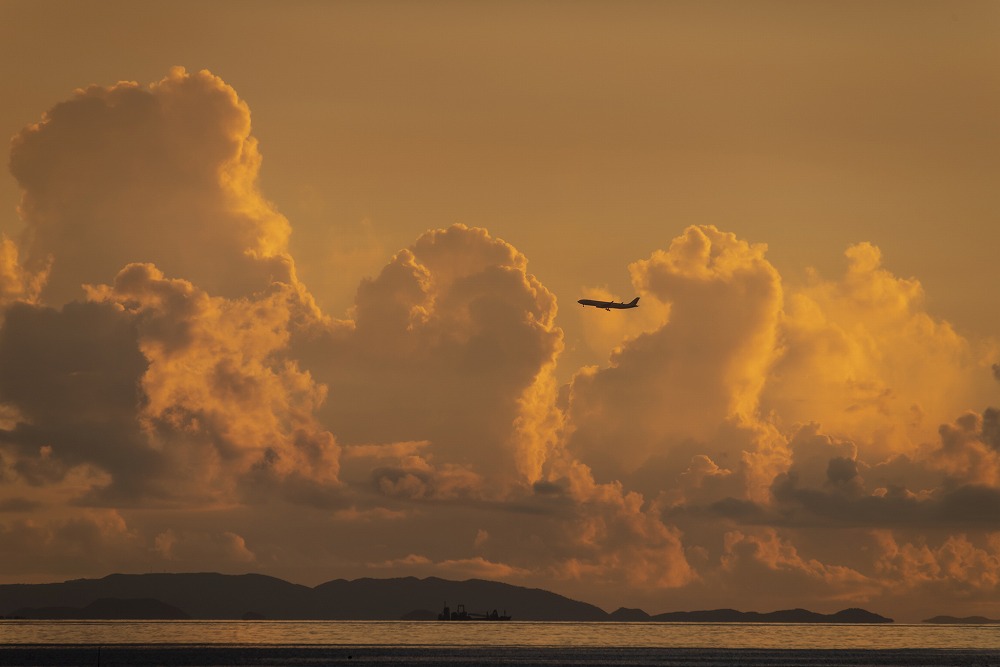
top-left (438, 603), bottom-right (510, 621)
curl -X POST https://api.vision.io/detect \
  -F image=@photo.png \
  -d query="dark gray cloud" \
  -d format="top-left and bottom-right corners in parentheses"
top-left (0, 301), bottom-right (146, 424)
top-left (983, 407), bottom-right (1000, 450)
top-left (0, 301), bottom-right (158, 502)
top-left (0, 497), bottom-right (43, 512)
top-left (768, 473), bottom-right (1000, 528)
top-left (826, 456), bottom-right (860, 486)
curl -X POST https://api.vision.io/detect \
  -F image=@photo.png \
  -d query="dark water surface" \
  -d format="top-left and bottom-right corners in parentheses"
top-left (4, 645), bottom-right (1000, 666)
top-left (2, 621), bottom-right (1000, 666)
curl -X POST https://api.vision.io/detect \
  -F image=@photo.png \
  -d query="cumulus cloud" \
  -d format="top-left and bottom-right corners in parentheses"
top-left (301, 224), bottom-right (562, 488)
top-left (0, 510), bottom-right (141, 579)
top-left (716, 529), bottom-right (878, 607)
top-left (0, 266), bottom-right (340, 507)
top-left (542, 223), bottom-right (1000, 615)
top-left (934, 409), bottom-right (1000, 486)
top-left (0, 69), bottom-right (336, 512)
top-left (154, 528), bottom-right (256, 565)
top-left (86, 263), bottom-right (339, 504)
top-left (0, 68), bottom-right (591, 594)
top-left (554, 497), bottom-right (696, 591)
top-left (719, 412), bottom-right (1000, 531)
top-left (368, 554), bottom-right (531, 581)
top-left (9, 67), bottom-right (297, 304)
top-left (562, 226), bottom-right (788, 504)
top-left (871, 531), bottom-right (1000, 618)
top-left (763, 242), bottom-right (976, 454)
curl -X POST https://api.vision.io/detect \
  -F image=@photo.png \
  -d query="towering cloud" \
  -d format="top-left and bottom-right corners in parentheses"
top-left (9, 67), bottom-right (296, 304)
top-left (562, 226), bottom-right (785, 496)
top-left (303, 224), bottom-right (562, 489)
top-left (0, 68), bottom-right (336, 524)
top-left (763, 242), bottom-right (977, 455)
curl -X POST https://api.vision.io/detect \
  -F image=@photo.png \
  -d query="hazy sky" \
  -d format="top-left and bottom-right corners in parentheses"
top-left (1, 0), bottom-right (998, 622)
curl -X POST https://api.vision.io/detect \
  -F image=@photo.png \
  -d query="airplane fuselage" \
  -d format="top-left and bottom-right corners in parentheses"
top-left (578, 297), bottom-right (640, 311)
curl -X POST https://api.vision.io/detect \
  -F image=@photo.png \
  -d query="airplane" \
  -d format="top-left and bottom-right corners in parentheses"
top-left (577, 296), bottom-right (640, 311)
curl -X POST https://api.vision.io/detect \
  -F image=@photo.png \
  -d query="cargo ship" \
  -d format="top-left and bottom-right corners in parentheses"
top-left (438, 603), bottom-right (510, 621)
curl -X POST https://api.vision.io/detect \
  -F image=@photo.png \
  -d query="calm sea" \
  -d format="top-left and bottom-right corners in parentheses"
top-left (1, 619), bottom-right (999, 649)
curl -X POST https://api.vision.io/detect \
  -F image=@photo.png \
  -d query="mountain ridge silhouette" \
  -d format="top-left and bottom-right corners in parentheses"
top-left (0, 572), bottom-right (892, 622)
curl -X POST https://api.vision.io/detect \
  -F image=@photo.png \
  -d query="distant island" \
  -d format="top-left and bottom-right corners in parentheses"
top-left (0, 572), bottom-right (892, 623)
top-left (924, 615), bottom-right (1000, 624)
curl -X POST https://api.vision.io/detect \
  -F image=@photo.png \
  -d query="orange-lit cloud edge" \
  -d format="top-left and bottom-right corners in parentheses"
top-left (0, 68), bottom-right (997, 622)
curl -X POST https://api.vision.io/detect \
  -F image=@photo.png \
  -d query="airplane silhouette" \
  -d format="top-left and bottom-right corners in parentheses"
top-left (577, 297), bottom-right (640, 311)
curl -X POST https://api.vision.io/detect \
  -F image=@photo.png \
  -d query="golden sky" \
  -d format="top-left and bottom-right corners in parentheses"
top-left (0, 0), bottom-right (998, 622)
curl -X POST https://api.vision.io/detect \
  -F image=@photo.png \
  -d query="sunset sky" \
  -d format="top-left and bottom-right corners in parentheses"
top-left (1, 0), bottom-right (999, 622)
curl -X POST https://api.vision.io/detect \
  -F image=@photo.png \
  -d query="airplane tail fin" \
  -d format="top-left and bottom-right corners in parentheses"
top-left (628, 297), bottom-right (640, 306)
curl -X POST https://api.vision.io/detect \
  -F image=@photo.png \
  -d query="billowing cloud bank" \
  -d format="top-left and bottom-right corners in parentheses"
top-left (0, 68), bottom-right (997, 620)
